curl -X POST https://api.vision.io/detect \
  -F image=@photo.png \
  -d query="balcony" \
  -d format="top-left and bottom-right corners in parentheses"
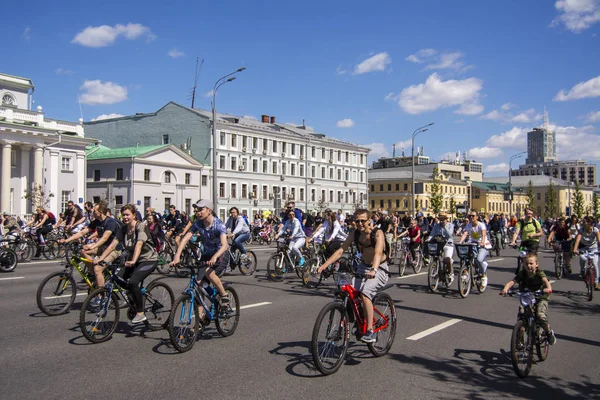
top-left (0, 106), bottom-right (84, 137)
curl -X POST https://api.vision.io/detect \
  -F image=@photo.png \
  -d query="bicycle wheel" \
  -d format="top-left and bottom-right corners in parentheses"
top-left (0, 249), bottom-right (18, 272)
top-left (168, 294), bottom-right (199, 353)
top-left (175, 252), bottom-right (192, 278)
top-left (238, 250), bottom-right (257, 276)
top-left (368, 292), bottom-right (397, 357)
top-left (311, 302), bottom-right (349, 375)
top-left (245, 235), bottom-right (253, 245)
top-left (41, 242), bottom-right (56, 260)
top-left (586, 267), bottom-right (594, 301)
top-left (510, 320), bottom-right (533, 378)
top-left (458, 263), bottom-right (471, 298)
top-left (36, 271), bottom-right (77, 315)
top-left (427, 258), bottom-right (440, 292)
top-left (554, 253), bottom-right (562, 280)
top-left (535, 325), bottom-right (549, 362)
top-left (143, 280), bottom-right (175, 331)
top-left (47, 240), bottom-right (65, 260)
top-left (215, 286), bottom-right (240, 337)
top-left (80, 288), bottom-right (120, 343)
top-left (266, 253), bottom-right (286, 282)
top-left (413, 251), bottom-right (422, 274)
top-left (302, 258), bottom-right (323, 288)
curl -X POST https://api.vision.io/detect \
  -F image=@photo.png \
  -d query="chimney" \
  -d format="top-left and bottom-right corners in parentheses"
top-left (392, 144), bottom-right (396, 158)
top-left (270, 116), bottom-right (276, 124)
top-left (261, 115), bottom-right (269, 123)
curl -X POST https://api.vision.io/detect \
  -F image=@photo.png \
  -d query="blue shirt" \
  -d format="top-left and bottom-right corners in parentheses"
top-left (190, 217), bottom-right (227, 256)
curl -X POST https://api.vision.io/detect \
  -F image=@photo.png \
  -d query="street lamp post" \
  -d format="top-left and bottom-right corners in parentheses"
top-left (211, 67), bottom-right (246, 216)
top-left (411, 123), bottom-right (434, 217)
top-left (508, 151), bottom-right (526, 216)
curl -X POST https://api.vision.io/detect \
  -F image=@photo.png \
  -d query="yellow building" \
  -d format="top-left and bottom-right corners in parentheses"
top-left (471, 182), bottom-right (528, 216)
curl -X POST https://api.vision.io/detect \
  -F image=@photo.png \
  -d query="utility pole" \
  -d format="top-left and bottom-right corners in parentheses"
top-left (190, 57), bottom-right (204, 108)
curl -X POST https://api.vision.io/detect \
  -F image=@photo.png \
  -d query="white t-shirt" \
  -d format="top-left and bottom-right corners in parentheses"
top-left (465, 222), bottom-right (491, 248)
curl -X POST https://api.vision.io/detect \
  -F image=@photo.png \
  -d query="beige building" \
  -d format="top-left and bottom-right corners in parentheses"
top-left (471, 182), bottom-right (528, 216)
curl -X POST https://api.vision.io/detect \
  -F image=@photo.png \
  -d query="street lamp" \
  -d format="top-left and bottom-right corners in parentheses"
top-left (411, 123), bottom-right (434, 217)
top-left (212, 67), bottom-right (246, 215)
top-left (508, 151), bottom-right (526, 216)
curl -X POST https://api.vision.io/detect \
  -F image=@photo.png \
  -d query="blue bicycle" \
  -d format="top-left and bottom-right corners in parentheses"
top-left (168, 260), bottom-right (240, 353)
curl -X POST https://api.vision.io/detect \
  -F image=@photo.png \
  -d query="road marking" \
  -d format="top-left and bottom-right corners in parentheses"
top-left (549, 280), bottom-right (556, 284)
top-left (0, 276), bottom-right (25, 281)
top-left (486, 258), bottom-right (505, 263)
top-left (240, 301), bottom-right (272, 310)
top-left (43, 293), bottom-right (87, 300)
top-left (406, 318), bottom-right (462, 341)
top-left (21, 260), bottom-right (62, 265)
top-left (396, 271), bottom-right (427, 280)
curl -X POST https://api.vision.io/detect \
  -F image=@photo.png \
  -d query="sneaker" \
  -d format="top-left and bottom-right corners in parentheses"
top-left (87, 297), bottom-right (101, 311)
top-left (219, 295), bottom-right (230, 307)
top-left (480, 275), bottom-right (488, 288)
top-left (240, 253), bottom-right (248, 261)
top-left (131, 314), bottom-right (147, 324)
top-left (547, 330), bottom-right (557, 346)
top-left (298, 257), bottom-right (305, 267)
top-left (224, 266), bottom-right (232, 274)
top-left (449, 274), bottom-right (455, 285)
top-left (361, 330), bottom-right (376, 343)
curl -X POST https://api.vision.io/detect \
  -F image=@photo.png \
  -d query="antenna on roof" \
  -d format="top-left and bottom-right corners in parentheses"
top-left (190, 57), bottom-right (204, 108)
top-left (543, 106), bottom-right (549, 130)
top-left (77, 94), bottom-right (84, 121)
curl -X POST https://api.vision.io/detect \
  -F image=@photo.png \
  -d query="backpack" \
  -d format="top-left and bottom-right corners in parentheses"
top-left (518, 218), bottom-right (541, 233)
top-left (353, 227), bottom-right (390, 259)
top-left (304, 213), bottom-right (315, 228)
top-left (47, 212), bottom-right (56, 225)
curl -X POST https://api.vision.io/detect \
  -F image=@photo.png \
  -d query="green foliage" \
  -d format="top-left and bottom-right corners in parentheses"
top-left (23, 184), bottom-right (54, 209)
top-left (593, 192), bottom-right (599, 218)
top-left (429, 168), bottom-right (444, 214)
top-left (543, 181), bottom-right (557, 218)
top-left (526, 180), bottom-right (535, 210)
top-left (572, 180), bottom-right (585, 218)
top-left (449, 196), bottom-right (457, 216)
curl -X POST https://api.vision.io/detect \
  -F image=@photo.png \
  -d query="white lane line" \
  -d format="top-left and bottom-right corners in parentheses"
top-left (396, 271), bottom-right (427, 280)
top-left (0, 276), bottom-right (25, 281)
top-left (240, 301), bottom-right (272, 310)
top-left (20, 260), bottom-right (61, 265)
top-left (406, 318), bottom-right (462, 341)
top-left (549, 280), bottom-right (556, 284)
top-left (486, 258), bottom-right (505, 263)
top-left (43, 293), bottom-right (87, 300)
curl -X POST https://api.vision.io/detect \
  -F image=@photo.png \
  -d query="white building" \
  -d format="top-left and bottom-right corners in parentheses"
top-left (86, 144), bottom-right (208, 215)
top-left (0, 72), bottom-right (91, 216)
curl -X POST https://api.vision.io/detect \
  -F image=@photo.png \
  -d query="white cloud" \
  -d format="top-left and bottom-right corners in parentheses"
top-left (353, 52), bottom-right (391, 75)
top-left (396, 73), bottom-right (484, 115)
top-left (584, 110), bottom-right (600, 122)
top-left (384, 92), bottom-right (396, 101)
top-left (167, 48), bottom-right (185, 58)
top-left (405, 48), bottom-right (437, 63)
top-left (425, 52), bottom-right (467, 71)
top-left (55, 68), bottom-right (74, 75)
top-left (363, 143), bottom-right (389, 159)
top-left (204, 90), bottom-right (214, 98)
top-left (484, 163), bottom-right (509, 174)
top-left (79, 80), bottom-right (128, 105)
top-left (501, 102), bottom-right (515, 111)
top-left (552, 123), bottom-right (600, 159)
top-left (554, 75), bottom-right (600, 101)
top-left (336, 118), bottom-right (355, 128)
top-left (456, 102), bottom-right (484, 115)
top-left (508, 108), bottom-right (542, 123)
top-left (552, 0), bottom-right (600, 32)
top-left (467, 146), bottom-right (503, 159)
top-left (336, 65), bottom-right (348, 75)
top-left (72, 23), bottom-right (155, 48)
top-left (480, 110), bottom-right (505, 121)
top-left (485, 127), bottom-right (528, 149)
top-left (23, 26), bottom-right (31, 41)
top-left (91, 113), bottom-right (125, 121)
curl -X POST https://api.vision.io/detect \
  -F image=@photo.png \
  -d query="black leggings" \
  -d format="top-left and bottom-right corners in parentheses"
top-left (123, 261), bottom-right (156, 312)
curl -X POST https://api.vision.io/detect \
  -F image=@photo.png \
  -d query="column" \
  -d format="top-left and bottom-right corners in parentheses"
top-left (49, 150), bottom-right (59, 213)
top-left (76, 153), bottom-right (85, 206)
top-left (21, 146), bottom-right (31, 213)
top-left (33, 146), bottom-right (43, 189)
top-left (1, 142), bottom-right (12, 212)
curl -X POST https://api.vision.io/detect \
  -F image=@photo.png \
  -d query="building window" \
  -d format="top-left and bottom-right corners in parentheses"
top-left (312, 146), bottom-right (315, 158)
top-left (262, 185), bottom-right (268, 199)
top-left (346, 152), bottom-right (349, 162)
top-left (219, 182), bottom-right (225, 198)
top-left (185, 173), bottom-right (191, 184)
top-left (360, 171), bottom-right (364, 183)
top-left (300, 164), bottom-right (304, 177)
top-left (11, 149), bottom-right (16, 167)
top-left (220, 155), bottom-right (226, 169)
top-left (300, 188), bottom-right (304, 201)
top-left (395, 184), bottom-right (399, 191)
top-left (311, 166), bottom-right (316, 177)
top-left (338, 150), bottom-right (341, 162)
top-left (164, 198), bottom-right (171, 210)
top-left (263, 138), bottom-right (268, 152)
top-left (282, 142), bottom-right (287, 154)
top-left (263, 160), bottom-right (268, 173)
top-left (220, 132), bottom-right (226, 146)
top-left (329, 190), bottom-right (334, 202)
top-left (253, 160), bottom-right (258, 173)
top-left (329, 169), bottom-right (334, 180)
top-left (282, 163), bottom-right (287, 175)
top-left (231, 158), bottom-right (237, 170)
top-left (185, 199), bottom-right (191, 215)
top-left (252, 184), bottom-right (257, 199)
top-left (164, 171), bottom-right (171, 183)
top-left (231, 134), bottom-right (237, 148)
top-left (144, 196), bottom-right (151, 210)
top-left (162, 134), bottom-right (169, 144)
top-left (93, 196), bottom-right (100, 204)
top-left (61, 157), bottom-right (72, 171)
top-left (272, 140), bottom-right (278, 152)
top-left (273, 162), bottom-right (278, 174)
top-left (116, 168), bottom-right (123, 181)
top-left (231, 183), bottom-right (237, 198)
top-left (242, 184), bottom-right (247, 199)
top-left (388, 184), bottom-right (391, 191)
top-left (380, 184), bottom-right (383, 191)
top-left (337, 170), bottom-right (342, 180)
top-left (115, 195), bottom-right (123, 206)
top-left (253, 137), bottom-right (258, 149)
top-left (370, 185), bottom-right (375, 192)
top-left (321, 167), bottom-right (325, 178)
top-left (144, 169), bottom-right (151, 181)
top-left (311, 189), bottom-right (316, 201)
top-left (2, 93), bottom-right (16, 106)
top-left (201, 175), bottom-right (207, 186)
top-left (290, 164), bottom-right (295, 176)
top-left (536, 193), bottom-right (541, 200)
top-left (291, 143), bottom-right (295, 155)
top-left (360, 154), bottom-right (364, 164)
top-left (242, 135), bottom-right (248, 148)
top-left (93, 170), bottom-right (100, 181)
top-left (291, 187), bottom-right (296, 200)
top-left (61, 191), bottom-right (70, 213)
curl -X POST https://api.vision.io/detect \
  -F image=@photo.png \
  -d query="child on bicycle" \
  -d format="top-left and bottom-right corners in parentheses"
top-left (499, 253), bottom-right (556, 345)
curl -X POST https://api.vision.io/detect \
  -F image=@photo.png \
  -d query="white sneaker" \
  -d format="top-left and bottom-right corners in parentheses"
top-left (481, 275), bottom-right (488, 288)
top-left (449, 274), bottom-right (455, 284)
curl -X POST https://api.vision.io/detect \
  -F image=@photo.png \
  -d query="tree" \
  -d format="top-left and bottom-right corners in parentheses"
top-left (449, 195), bottom-right (457, 217)
top-left (428, 167), bottom-right (444, 214)
top-left (23, 183), bottom-right (54, 210)
top-left (572, 180), bottom-right (585, 218)
top-left (526, 180), bottom-right (535, 210)
top-left (593, 192), bottom-right (599, 218)
top-left (543, 181), bottom-right (558, 218)
top-left (316, 197), bottom-right (329, 213)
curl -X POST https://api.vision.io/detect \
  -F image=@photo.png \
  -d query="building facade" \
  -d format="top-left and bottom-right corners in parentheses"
top-left (471, 182), bottom-right (528, 216)
top-left (86, 144), bottom-right (207, 215)
top-left (84, 103), bottom-right (370, 221)
top-left (0, 72), bottom-right (91, 216)
top-left (526, 127), bottom-right (556, 164)
top-left (511, 160), bottom-right (596, 187)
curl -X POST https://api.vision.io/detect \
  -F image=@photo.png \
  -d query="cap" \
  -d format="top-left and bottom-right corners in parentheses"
top-left (417, 212), bottom-right (424, 217)
top-left (193, 199), bottom-right (214, 210)
top-left (382, 210), bottom-right (388, 215)
top-left (2, 211), bottom-right (9, 216)
top-left (324, 208), bottom-right (332, 213)
top-left (438, 212), bottom-right (448, 219)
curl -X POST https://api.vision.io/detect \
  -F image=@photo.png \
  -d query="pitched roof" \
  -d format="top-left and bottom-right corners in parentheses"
top-left (86, 144), bottom-right (169, 160)
top-left (471, 181), bottom-right (520, 192)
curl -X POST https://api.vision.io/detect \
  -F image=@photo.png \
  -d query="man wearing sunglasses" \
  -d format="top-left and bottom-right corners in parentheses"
top-left (316, 208), bottom-right (389, 343)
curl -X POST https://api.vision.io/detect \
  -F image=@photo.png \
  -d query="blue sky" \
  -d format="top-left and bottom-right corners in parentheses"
top-left (4, 0), bottom-right (600, 176)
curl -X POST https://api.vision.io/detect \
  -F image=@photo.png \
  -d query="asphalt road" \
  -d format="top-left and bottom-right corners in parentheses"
top-left (1, 243), bottom-right (599, 400)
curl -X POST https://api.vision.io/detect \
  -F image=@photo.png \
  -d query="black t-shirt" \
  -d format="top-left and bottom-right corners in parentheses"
top-left (89, 217), bottom-right (123, 248)
top-left (378, 217), bottom-right (391, 233)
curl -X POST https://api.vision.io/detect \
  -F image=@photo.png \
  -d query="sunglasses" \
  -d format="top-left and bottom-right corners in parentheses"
top-left (468, 215), bottom-right (476, 218)
top-left (355, 219), bottom-right (369, 224)
top-left (193, 207), bottom-right (205, 213)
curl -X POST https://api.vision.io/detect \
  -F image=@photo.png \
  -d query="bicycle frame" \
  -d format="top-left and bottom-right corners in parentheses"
top-left (179, 265), bottom-right (220, 325)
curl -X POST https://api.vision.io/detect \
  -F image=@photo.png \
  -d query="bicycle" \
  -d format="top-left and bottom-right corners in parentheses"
top-left (266, 238), bottom-right (305, 281)
top-left (0, 233), bottom-right (34, 262)
top-left (168, 261), bottom-right (240, 353)
top-left (391, 237), bottom-right (422, 276)
top-left (514, 243), bottom-right (536, 275)
top-left (504, 289), bottom-right (549, 378)
top-left (455, 243), bottom-right (486, 298)
top-left (551, 240), bottom-right (570, 280)
top-left (427, 237), bottom-right (453, 293)
top-left (224, 239), bottom-right (258, 276)
top-left (576, 249), bottom-right (597, 301)
top-left (302, 243), bottom-right (357, 288)
top-left (21, 226), bottom-right (59, 260)
top-left (311, 271), bottom-right (396, 375)
top-left (156, 235), bottom-right (193, 277)
top-left (79, 260), bottom-right (175, 343)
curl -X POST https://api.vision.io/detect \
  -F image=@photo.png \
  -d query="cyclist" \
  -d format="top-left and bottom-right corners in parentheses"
top-left (572, 216), bottom-right (600, 290)
top-left (65, 201), bottom-right (86, 234)
top-left (119, 204), bottom-right (158, 324)
top-left (397, 219), bottom-right (421, 268)
top-left (459, 211), bottom-right (491, 290)
top-left (547, 217), bottom-right (572, 274)
top-left (225, 207), bottom-right (251, 262)
top-left (1, 212), bottom-right (21, 241)
top-left (170, 199), bottom-right (230, 308)
top-left (27, 207), bottom-right (54, 257)
top-left (316, 208), bottom-right (389, 343)
top-left (275, 209), bottom-right (306, 267)
top-left (488, 214), bottom-right (503, 253)
top-left (165, 205), bottom-right (184, 241)
top-left (310, 209), bottom-right (347, 258)
top-left (499, 253), bottom-right (556, 345)
top-left (427, 212), bottom-right (455, 283)
top-left (510, 208), bottom-right (543, 273)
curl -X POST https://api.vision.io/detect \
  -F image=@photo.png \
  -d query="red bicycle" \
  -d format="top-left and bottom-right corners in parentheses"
top-left (310, 271), bottom-right (397, 375)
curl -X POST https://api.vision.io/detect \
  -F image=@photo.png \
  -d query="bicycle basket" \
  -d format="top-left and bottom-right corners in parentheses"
top-left (456, 244), bottom-right (472, 259)
top-left (336, 272), bottom-right (352, 288)
top-left (427, 242), bottom-right (441, 255)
